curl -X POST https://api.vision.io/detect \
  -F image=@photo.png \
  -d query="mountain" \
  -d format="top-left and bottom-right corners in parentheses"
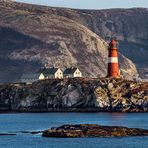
top-left (58, 8), bottom-right (148, 78)
top-left (0, 0), bottom-right (141, 83)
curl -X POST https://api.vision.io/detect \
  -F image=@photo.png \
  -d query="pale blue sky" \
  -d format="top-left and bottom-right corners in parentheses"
top-left (15, 0), bottom-right (148, 9)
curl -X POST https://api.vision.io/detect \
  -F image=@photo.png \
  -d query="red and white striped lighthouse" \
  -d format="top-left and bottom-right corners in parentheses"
top-left (107, 39), bottom-right (120, 78)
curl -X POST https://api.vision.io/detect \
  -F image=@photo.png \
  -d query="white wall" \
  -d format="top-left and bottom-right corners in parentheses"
top-left (55, 69), bottom-right (63, 79)
top-left (74, 69), bottom-right (82, 77)
top-left (39, 73), bottom-right (45, 80)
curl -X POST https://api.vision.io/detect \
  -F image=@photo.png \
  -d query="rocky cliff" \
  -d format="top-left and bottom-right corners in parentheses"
top-left (0, 0), bottom-right (139, 83)
top-left (0, 78), bottom-right (147, 112)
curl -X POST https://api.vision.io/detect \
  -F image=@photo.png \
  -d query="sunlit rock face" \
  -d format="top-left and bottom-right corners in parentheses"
top-left (0, 78), bottom-right (147, 112)
top-left (0, 1), bottom-right (139, 83)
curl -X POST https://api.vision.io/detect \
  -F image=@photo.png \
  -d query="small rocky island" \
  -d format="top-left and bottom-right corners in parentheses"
top-left (0, 78), bottom-right (147, 112)
top-left (42, 124), bottom-right (148, 138)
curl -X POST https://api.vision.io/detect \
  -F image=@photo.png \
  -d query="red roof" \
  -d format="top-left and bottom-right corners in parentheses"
top-left (109, 39), bottom-right (117, 49)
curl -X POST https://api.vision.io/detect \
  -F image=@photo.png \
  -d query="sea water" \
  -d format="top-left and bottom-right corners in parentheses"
top-left (0, 113), bottom-right (148, 148)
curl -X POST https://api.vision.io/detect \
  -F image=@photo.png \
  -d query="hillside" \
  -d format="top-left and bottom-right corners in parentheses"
top-left (0, 0), bottom-right (142, 83)
top-left (62, 8), bottom-right (148, 78)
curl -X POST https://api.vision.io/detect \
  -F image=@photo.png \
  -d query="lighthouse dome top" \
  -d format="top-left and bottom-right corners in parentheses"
top-left (109, 39), bottom-right (118, 49)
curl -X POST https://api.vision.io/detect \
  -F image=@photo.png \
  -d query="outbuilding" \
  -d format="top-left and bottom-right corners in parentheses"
top-left (64, 67), bottom-right (82, 78)
top-left (21, 73), bottom-right (45, 83)
top-left (41, 67), bottom-right (63, 79)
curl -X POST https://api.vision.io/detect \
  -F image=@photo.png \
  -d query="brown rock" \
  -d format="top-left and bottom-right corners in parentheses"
top-left (42, 124), bottom-right (148, 138)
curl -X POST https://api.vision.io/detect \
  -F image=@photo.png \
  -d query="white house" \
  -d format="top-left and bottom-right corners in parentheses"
top-left (21, 73), bottom-right (45, 83)
top-left (64, 67), bottom-right (82, 78)
top-left (41, 67), bottom-right (63, 79)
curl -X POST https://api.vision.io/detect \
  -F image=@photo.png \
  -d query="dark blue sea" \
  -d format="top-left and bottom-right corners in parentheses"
top-left (0, 113), bottom-right (148, 148)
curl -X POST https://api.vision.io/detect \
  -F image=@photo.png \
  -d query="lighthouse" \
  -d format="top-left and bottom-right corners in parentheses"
top-left (107, 39), bottom-right (120, 78)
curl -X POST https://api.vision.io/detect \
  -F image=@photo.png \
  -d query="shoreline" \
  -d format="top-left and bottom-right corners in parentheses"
top-left (0, 110), bottom-right (148, 114)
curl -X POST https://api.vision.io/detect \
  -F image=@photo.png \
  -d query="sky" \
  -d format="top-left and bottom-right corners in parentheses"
top-left (15, 0), bottom-right (148, 9)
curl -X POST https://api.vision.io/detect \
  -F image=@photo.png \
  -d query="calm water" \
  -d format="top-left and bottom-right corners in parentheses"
top-left (0, 113), bottom-right (148, 148)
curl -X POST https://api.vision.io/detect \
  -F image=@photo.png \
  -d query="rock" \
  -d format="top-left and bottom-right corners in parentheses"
top-left (107, 83), bottom-right (114, 90)
top-left (30, 131), bottom-right (42, 134)
top-left (42, 124), bottom-right (148, 138)
top-left (94, 86), bottom-right (110, 108)
top-left (0, 78), bottom-right (147, 112)
top-left (21, 131), bottom-right (42, 134)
